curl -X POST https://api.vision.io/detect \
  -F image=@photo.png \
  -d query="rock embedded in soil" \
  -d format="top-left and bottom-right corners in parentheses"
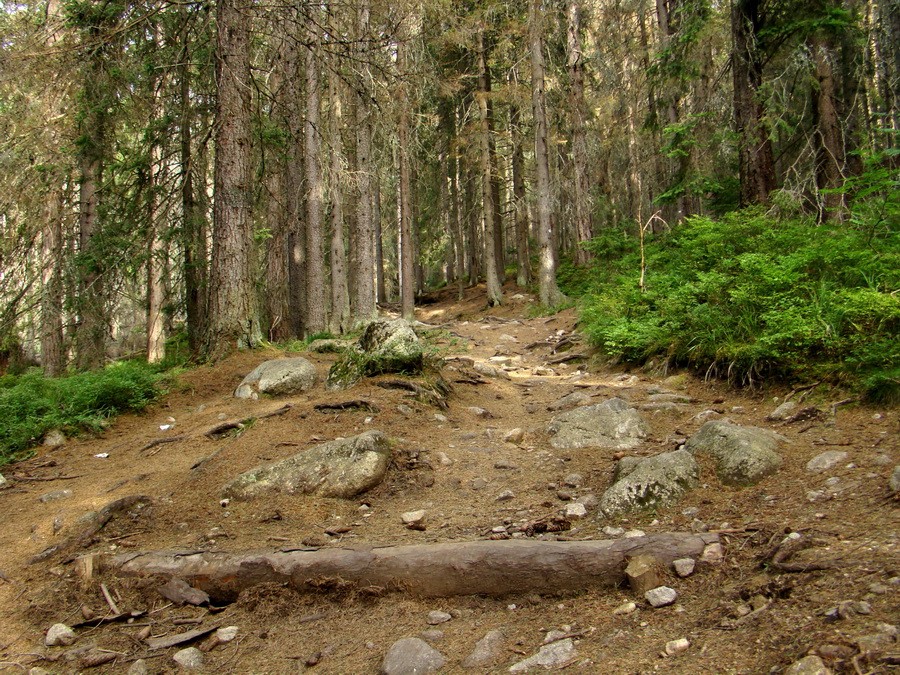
top-left (547, 392), bottom-right (590, 411)
top-left (381, 637), bottom-right (445, 675)
top-left (889, 465), bottom-right (900, 492)
top-left (645, 586), bottom-right (678, 607)
top-left (547, 398), bottom-right (650, 450)
top-left (45, 623), bottom-right (76, 646)
top-left (767, 401), bottom-right (799, 421)
top-left (564, 502), bottom-right (587, 520)
top-left (683, 420), bottom-right (785, 486)
top-left (806, 451), bottom-right (849, 473)
top-left (613, 601), bottom-right (637, 615)
top-left (509, 638), bottom-right (577, 672)
top-left (426, 610), bottom-right (452, 625)
top-left (326, 318), bottom-right (424, 390)
top-left (599, 450), bottom-right (699, 517)
top-left (503, 428), bottom-right (525, 444)
top-left (673, 558), bottom-right (696, 577)
top-left (784, 655), bottom-right (831, 675)
top-left (665, 638), bottom-right (690, 655)
top-left (234, 357), bottom-right (318, 399)
top-left (222, 430), bottom-right (391, 500)
top-left (421, 629), bottom-right (444, 642)
top-left (402, 510), bottom-right (427, 528)
top-left (39, 489), bottom-right (73, 503)
top-left (626, 554), bottom-right (665, 594)
top-left (462, 629), bottom-right (505, 669)
top-left (173, 647), bottom-right (204, 669)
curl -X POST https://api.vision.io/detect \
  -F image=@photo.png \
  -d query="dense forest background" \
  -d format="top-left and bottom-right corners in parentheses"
top-left (0, 0), bottom-right (898, 400)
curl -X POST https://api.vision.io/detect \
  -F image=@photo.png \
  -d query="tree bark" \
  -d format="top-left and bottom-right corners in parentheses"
top-left (530, 0), bottom-right (565, 308)
top-left (41, 185), bottom-right (65, 376)
top-left (732, 0), bottom-right (776, 206)
top-left (328, 70), bottom-right (350, 335)
top-left (478, 31), bottom-right (503, 307)
top-left (811, 35), bottom-right (846, 222)
top-left (508, 73), bottom-right (531, 288)
top-left (103, 533), bottom-right (720, 601)
top-left (568, 0), bottom-right (593, 265)
top-left (284, 24), bottom-right (305, 339)
top-left (305, 36), bottom-right (326, 336)
top-left (398, 32), bottom-right (416, 321)
top-left (203, 0), bottom-right (261, 357)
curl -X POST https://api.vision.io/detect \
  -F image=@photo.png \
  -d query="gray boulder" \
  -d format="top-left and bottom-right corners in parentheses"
top-left (683, 420), bottom-right (785, 486)
top-left (223, 430), bottom-right (391, 500)
top-left (381, 637), bottom-right (445, 675)
top-left (327, 319), bottom-right (424, 390)
top-left (599, 450), bottom-right (699, 517)
top-left (548, 398), bottom-right (650, 450)
top-left (234, 357), bottom-right (318, 399)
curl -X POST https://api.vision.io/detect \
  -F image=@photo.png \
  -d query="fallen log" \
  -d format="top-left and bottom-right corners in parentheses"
top-left (100, 533), bottom-right (719, 601)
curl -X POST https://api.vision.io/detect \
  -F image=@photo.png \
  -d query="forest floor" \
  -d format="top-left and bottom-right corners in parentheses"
top-left (0, 282), bottom-right (898, 675)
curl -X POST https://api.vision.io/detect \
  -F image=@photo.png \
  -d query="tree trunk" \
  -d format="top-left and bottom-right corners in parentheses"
top-left (732, 0), bottom-right (776, 206)
top-left (530, 0), bottom-right (565, 308)
top-left (568, 0), bottom-right (593, 265)
top-left (328, 70), bottom-right (350, 335)
top-left (41, 186), bottom-right (65, 376)
top-left (305, 38), bottom-right (326, 336)
top-left (398, 33), bottom-right (416, 322)
top-left (103, 533), bottom-right (720, 601)
top-left (811, 35), bottom-right (846, 222)
top-left (478, 31), bottom-right (503, 307)
top-left (284, 26), bottom-right (306, 339)
top-left (203, 0), bottom-right (261, 357)
top-left (509, 74), bottom-right (531, 288)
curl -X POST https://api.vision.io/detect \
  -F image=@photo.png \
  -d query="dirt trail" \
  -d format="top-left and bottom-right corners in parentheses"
top-left (0, 283), bottom-right (898, 674)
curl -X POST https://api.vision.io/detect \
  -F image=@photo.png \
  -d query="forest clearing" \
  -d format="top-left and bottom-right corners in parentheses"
top-left (0, 283), bottom-right (897, 674)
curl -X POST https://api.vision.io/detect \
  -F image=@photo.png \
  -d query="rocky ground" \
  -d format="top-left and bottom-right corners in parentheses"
top-left (0, 283), bottom-right (898, 675)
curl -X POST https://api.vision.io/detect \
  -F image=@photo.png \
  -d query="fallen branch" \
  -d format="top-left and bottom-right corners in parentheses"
top-left (785, 382), bottom-right (820, 402)
top-left (29, 495), bottom-right (154, 564)
top-left (546, 353), bottom-right (589, 365)
top-left (313, 400), bottom-right (380, 413)
top-left (102, 533), bottom-right (719, 601)
top-left (204, 405), bottom-right (294, 439)
top-left (139, 436), bottom-right (188, 453)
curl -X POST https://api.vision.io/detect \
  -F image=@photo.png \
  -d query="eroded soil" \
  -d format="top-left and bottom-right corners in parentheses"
top-left (0, 283), bottom-right (898, 674)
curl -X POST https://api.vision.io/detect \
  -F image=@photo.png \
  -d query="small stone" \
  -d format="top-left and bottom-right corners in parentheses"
top-left (700, 542), bottom-right (724, 564)
top-left (503, 428), bottom-right (525, 444)
top-left (421, 629), bottom-right (444, 642)
top-left (556, 489), bottom-right (574, 501)
top-left (626, 555), bottom-right (665, 594)
top-left (42, 429), bottom-right (67, 446)
top-left (397, 404), bottom-right (415, 416)
top-left (0, 473), bottom-right (8, 489)
top-left (613, 601), bottom-right (637, 615)
top-left (807, 490), bottom-right (826, 502)
top-left (39, 489), bottom-right (73, 503)
top-left (856, 632), bottom-right (894, 657)
top-left (127, 660), bottom-right (150, 675)
top-left (434, 452), bottom-right (453, 466)
top-left (401, 510), bottom-right (427, 528)
top-left (767, 401), bottom-right (798, 421)
top-left (509, 638), bottom-right (577, 673)
top-left (623, 529), bottom-right (646, 538)
top-left (806, 451), bottom-right (848, 473)
top-left (645, 586), bottom-right (677, 607)
top-left (382, 637), bottom-right (445, 675)
top-left (45, 623), bottom-right (76, 646)
top-left (434, 414), bottom-right (449, 423)
top-left (426, 610), bottom-right (452, 625)
top-left (824, 476), bottom-right (840, 487)
top-left (468, 406), bottom-right (493, 419)
top-left (563, 473), bottom-right (584, 488)
top-left (215, 626), bottom-right (239, 643)
top-left (673, 558), bottom-right (695, 577)
top-left (470, 478), bottom-right (488, 490)
top-left (602, 526), bottom-right (625, 537)
top-left (890, 465), bottom-right (900, 492)
top-left (868, 583), bottom-right (889, 595)
top-left (173, 647), bottom-right (204, 669)
top-left (784, 655), bottom-right (831, 675)
top-left (494, 459), bottom-right (517, 470)
top-left (496, 490), bottom-right (515, 501)
top-left (872, 454), bottom-right (893, 466)
top-left (575, 494), bottom-right (598, 510)
top-left (462, 629), bottom-right (505, 668)
top-left (564, 503), bottom-right (587, 520)
top-left (691, 518), bottom-right (709, 532)
top-left (681, 506), bottom-right (700, 518)
top-left (664, 638), bottom-right (690, 655)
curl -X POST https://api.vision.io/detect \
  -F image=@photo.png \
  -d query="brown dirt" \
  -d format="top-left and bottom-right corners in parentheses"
top-left (0, 282), bottom-right (898, 674)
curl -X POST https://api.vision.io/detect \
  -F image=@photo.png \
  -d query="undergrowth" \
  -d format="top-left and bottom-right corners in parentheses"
top-left (566, 205), bottom-right (900, 402)
top-left (0, 361), bottom-right (161, 465)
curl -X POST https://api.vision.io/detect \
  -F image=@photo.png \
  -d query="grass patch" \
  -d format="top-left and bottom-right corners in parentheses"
top-left (572, 207), bottom-right (900, 401)
top-left (0, 361), bottom-right (161, 465)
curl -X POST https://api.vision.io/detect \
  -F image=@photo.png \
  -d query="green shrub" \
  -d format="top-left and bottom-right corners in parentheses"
top-left (0, 362), bottom-right (160, 465)
top-left (576, 207), bottom-right (900, 400)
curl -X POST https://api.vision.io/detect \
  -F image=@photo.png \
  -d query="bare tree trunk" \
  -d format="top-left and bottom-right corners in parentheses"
top-left (104, 534), bottom-right (720, 601)
top-left (203, 0), bottom-right (261, 357)
top-left (398, 33), bottom-right (416, 322)
top-left (147, 96), bottom-right (166, 365)
top-left (305, 37), bottom-right (326, 336)
top-left (179, 34), bottom-right (207, 355)
top-left (350, 0), bottom-right (377, 327)
top-left (329, 70), bottom-right (350, 335)
top-left (478, 31), bottom-right (503, 307)
top-left (732, 0), bottom-right (776, 206)
top-left (41, 186), bottom-right (65, 376)
top-left (374, 174), bottom-right (385, 304)
top-left (530, 0), bottom-right (565, 308)
top-left (509, 73), bottom-right (531, 289)
top-left (284, 26), bottom-right (306, 339)
top-left (811, 35), bottom-right (846, 222)
top-left (568, 0), bottom-right (593, 265)
top-left (75, 151), bottom-right (106, 369)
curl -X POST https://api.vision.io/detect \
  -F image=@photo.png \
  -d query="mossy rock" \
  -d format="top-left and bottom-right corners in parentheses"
top-left (326, 319), bottom-right (424, 391)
